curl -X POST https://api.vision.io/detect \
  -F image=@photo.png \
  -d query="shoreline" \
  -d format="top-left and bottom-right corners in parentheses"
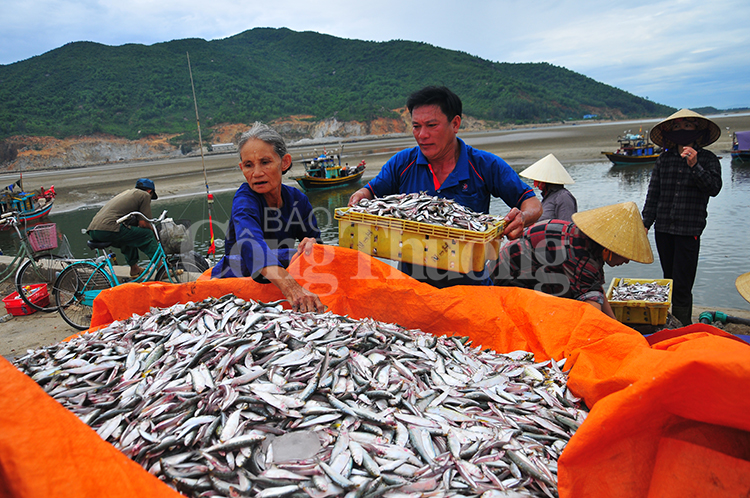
top-left (6, 113), bottom-right (750, 215)
top-left (8, 110), bottom-right (750, 172)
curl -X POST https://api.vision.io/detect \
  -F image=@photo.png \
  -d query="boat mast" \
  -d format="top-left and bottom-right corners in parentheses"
top-left (187, 52), bottom-right (216, 260)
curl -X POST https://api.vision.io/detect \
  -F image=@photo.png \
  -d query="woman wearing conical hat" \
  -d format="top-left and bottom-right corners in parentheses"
top-left (492, 202), bottom-right (653, 319)
top-left (519, 154), bottom-right (577, 222)
top-left (642, 109), bottom-right (722, 326)
top-left (736, 272), bottom-right (750, 305)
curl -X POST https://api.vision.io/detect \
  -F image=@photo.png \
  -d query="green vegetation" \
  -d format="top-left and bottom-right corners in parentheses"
top-left (0, 27), bottom-right (674, 140)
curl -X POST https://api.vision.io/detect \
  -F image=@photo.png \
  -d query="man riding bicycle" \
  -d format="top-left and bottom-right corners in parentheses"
top-left (87, 179), bottom-right (159, 278)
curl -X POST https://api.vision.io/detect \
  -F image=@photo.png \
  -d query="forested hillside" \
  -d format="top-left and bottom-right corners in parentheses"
top-left (0, 27), bottom-right (673, 141)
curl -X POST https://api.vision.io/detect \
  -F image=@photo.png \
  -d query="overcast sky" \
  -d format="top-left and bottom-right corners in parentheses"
top-left (2, 0), bottom-right (748, 110)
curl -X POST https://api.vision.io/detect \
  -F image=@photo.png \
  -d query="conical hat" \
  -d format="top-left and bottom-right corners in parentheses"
top-left (735, 272), bottom-right (750, 304)
top-left (571, 201), bottom-right (654, 264)
top-left (519, 154), bottom-right (575, 185)
top-left (650, 108), bottom-right (721, 148)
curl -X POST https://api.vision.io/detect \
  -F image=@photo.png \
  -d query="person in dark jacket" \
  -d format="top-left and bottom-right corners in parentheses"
top-left (642, 109), bottom-right (722, 326)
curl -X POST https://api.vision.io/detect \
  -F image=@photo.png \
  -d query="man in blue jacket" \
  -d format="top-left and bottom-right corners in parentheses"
top-left (348, 86), bottom-right (542, 288)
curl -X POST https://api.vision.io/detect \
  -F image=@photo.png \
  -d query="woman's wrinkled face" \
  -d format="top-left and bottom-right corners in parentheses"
top-left (239, 139), bottom-right (291, 196)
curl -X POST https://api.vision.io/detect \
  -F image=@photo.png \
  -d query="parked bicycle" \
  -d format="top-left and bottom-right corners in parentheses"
top-left (52, 210), bottom-right (209, 330)
top-left (0, 212), bottom-right (72, 313)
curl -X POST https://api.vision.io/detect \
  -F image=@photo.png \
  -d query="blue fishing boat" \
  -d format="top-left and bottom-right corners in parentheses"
top-left (0, 181), bottom-right (56, 228)
top-left (291, 152), bottom-right (366, 190)
top-left (602, 131), bottom-right (662, 166)
top-left (731, 131), bottom-right (750, 163)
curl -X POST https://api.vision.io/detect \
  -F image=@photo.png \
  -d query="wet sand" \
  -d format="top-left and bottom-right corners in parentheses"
top-left (3, 113), bottom-right (750, 359)
top-left (17, 112), bottom-right (750, 214)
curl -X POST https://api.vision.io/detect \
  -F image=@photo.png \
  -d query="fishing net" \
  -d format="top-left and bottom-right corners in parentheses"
top-left (158, 219), bottom-right (193, 254)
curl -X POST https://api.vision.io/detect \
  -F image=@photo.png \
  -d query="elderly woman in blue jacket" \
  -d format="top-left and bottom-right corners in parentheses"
top-left (212, 122), bottom-right (325, 313)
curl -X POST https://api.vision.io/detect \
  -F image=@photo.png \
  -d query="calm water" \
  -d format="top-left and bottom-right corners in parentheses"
top-left (3, 156), bottom-right (749, 311)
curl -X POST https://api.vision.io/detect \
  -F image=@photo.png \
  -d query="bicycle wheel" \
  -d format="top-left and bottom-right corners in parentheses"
top-left (15, 254), bottom-right (69, 312)
top-left (155, 261), bottom-right (195, 283)
top-left (156, 252), bottom-right (209, 283)
top-left (54, 263), bottom-right (113, 330)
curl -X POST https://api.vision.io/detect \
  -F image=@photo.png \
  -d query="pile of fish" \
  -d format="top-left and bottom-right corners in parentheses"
top-left (610, 280), bottom-right (671, 302)
top-left (348, 193), bottom-right (503, 232)
top-left (13, 295), bottom-right (587, 498)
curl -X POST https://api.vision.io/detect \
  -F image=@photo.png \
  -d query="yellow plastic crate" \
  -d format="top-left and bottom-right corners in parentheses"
top-left (335, 208), bottom-right (505, 273)
top-left (606, 278), bottom-right (673, 325)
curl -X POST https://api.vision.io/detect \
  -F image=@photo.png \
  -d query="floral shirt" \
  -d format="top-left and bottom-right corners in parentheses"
top-left (493, 220), bottom-right (605, 304)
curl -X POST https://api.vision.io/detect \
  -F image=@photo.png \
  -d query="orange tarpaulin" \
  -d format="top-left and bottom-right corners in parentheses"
top-left (2, 245), bottom-right (749, 497)
top-left (0, 362), bottom-right (184, 498)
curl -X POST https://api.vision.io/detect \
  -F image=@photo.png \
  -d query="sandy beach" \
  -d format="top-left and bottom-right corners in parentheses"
top-left (9, 113), bottom-right (750, 215)
top-left (3, 113), bottom-right (750, 359)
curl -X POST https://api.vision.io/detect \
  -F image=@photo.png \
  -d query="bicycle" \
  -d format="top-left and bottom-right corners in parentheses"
top-left (0, 212), bottom-right (72, 313)
top-left (52, 210), bottom-right (209, 330)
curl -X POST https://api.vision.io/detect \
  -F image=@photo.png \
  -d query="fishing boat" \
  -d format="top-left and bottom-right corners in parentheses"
top-left (291, 152), bottom-right (366, 190)
top-left (731, 130), bottom-right (750, 163)
top-left (601, 131), bottom-right (662, 166)
top-left (0, 181), bottom-right (56, 227)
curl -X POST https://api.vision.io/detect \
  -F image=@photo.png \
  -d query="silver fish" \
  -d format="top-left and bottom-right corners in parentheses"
top-left (13, 294), bottom-right (588, 498)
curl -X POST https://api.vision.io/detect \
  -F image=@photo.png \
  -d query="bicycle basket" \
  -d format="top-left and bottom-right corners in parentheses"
top-left (159, 219), bottom-right (193, 254)
top-left (28, 223), bottom-right (58, 252)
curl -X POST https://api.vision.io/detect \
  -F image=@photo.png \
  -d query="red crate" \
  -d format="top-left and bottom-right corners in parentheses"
top-left (3, 284), bottom-right (49, 316)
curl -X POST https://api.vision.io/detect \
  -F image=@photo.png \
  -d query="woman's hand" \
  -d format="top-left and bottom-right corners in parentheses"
top-left (587, 296), bottom-right (616, 319)
top-left (681, 146), bottom-right (698, 167)
top-left (261, 265), bottom-right (326, 313)
top-left (291, 237), bottom-right (317, 263)
top-left (285, 282), bottom-right (326, 313)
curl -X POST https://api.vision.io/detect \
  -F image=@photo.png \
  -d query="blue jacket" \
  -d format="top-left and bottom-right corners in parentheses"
top-left (365, 137), bottom-right (535, 214)
top-left (212, 183), bottom-right (320, 279)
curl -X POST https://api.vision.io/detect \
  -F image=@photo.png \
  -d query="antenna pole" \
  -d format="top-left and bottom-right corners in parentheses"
top-left (187, 52), bottom-right (216, 259)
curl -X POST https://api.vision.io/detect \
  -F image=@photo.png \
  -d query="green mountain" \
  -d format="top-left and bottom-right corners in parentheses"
top-left (0, 27), bottom-right (673, 141)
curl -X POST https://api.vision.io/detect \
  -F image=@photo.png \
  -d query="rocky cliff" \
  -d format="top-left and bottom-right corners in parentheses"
top-left (1, 114), bottom-right (406, 172)
top-left (2, 111), bottom-right (499, 172)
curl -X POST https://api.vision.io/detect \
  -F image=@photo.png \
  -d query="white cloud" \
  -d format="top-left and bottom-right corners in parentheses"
top-left (1, 0), bottom-right (748, 108)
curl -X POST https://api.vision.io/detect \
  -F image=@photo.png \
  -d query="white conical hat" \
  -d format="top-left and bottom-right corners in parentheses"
top-left (736, 272), bottom-right (750, 304)
top-left (571, 201), bottom-right (654, 264)
top-left (650, 108), bottom-right (721, 148)
top-left (519, 154), bottom-right (575, 185)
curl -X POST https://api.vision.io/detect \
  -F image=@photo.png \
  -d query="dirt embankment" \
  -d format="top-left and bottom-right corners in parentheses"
top-left (1, 114), bottom-right (410, 172)
top-left (1, 109), bottom-right (518, 173)
top-left (3, 134), bottom-right (184, 172)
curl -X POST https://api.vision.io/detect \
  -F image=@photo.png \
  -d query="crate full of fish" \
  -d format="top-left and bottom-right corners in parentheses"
top-left (606, 278), bottom-right (673, 325)
top-left (335, 193), bottom-right (506, 273)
